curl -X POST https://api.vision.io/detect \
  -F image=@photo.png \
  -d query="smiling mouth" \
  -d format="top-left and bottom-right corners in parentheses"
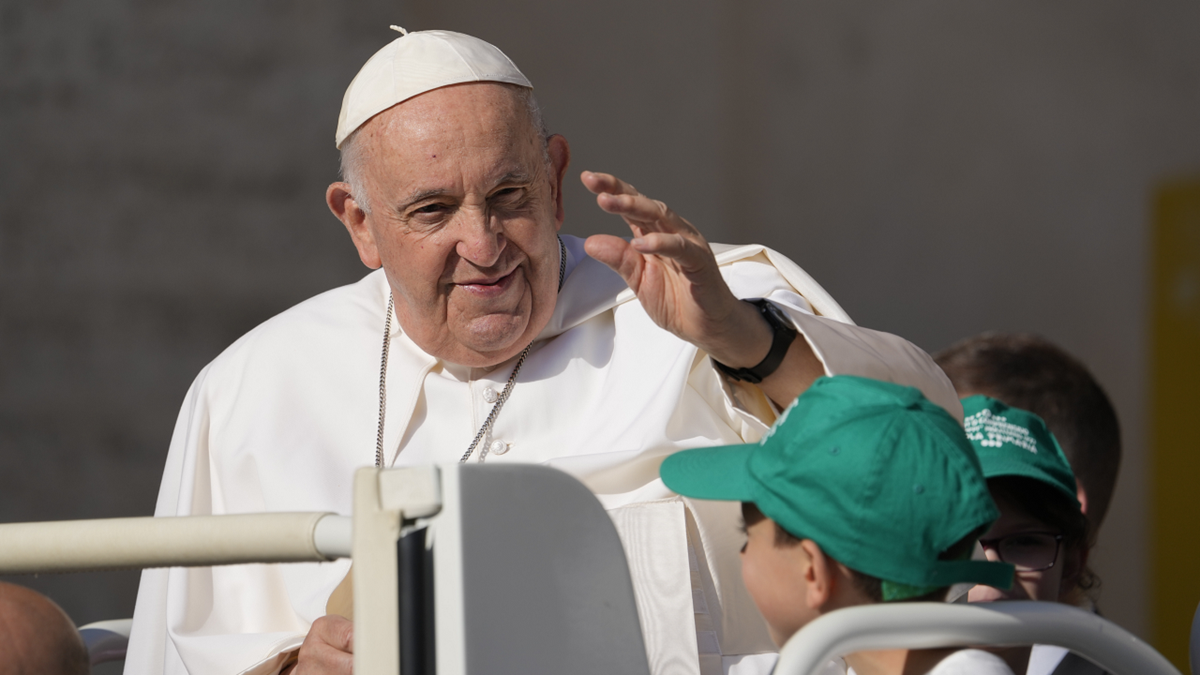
top-left (456, 267), bottom-right (520, 297)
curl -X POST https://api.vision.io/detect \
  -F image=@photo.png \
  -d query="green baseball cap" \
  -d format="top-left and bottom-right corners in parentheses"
top-left (961, 395), bottom-right (1081, 507)
top-left (661, 375), bottom-right (1013, 600)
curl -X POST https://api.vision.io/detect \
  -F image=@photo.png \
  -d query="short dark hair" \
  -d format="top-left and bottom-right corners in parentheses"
top-left (740, 502), bottom-right (975, 603)
top-left (933, 332), bottom-right (1121, 534)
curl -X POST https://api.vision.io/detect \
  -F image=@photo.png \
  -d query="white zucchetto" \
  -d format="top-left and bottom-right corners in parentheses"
top-left (335, 28), bottom-right (533, 148)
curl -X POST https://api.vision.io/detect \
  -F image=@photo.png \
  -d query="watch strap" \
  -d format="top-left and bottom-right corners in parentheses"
top-left (713, 299), bottom-right (799, 384)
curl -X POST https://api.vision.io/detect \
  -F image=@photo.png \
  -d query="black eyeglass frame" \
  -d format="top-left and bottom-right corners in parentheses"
top-left (977, 531), bottom-right (1064, 572)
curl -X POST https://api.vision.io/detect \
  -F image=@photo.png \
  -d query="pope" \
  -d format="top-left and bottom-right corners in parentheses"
top-left (125, 28), bottom-right (960, 675)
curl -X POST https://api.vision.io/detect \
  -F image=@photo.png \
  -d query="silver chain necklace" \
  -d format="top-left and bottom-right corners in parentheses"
top-left (375, 236), bottom-right (567, 468)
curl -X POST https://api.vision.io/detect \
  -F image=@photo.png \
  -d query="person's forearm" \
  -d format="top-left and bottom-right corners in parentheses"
top-left (757, 334), bottom-right (824, 408)
top-left (702, 300), bottom-right (824, 409)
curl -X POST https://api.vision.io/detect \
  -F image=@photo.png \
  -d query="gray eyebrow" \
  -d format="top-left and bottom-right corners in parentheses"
top-left (399, 187), bottom-right (449, 209)
top-left (396, 170), bottom-right (536, 211)
top-left (494, 170), bottom-right (534, 185)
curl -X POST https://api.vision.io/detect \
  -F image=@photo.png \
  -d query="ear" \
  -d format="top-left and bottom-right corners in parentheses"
top-left (1075, 479), bottom-right (1089, 516)
top-left (327, 182), bottom-right (381, 269)
top-left (801, 540), bottom-right (836, 610)
top-left (547, 134), bottom-right (570, 230)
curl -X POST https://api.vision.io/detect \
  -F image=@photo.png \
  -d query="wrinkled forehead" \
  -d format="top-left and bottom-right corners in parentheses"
top-left (357, 84), bottom-right (546, 197)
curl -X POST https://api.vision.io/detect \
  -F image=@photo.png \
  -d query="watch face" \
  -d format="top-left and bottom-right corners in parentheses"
top-left (761, 300), bottom-right (787, 325)
top-left (757, 299), bottom-right (792, 330)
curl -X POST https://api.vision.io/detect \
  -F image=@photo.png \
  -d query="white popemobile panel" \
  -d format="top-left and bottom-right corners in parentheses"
top-left (0, 465), bottom-right (1185, 675)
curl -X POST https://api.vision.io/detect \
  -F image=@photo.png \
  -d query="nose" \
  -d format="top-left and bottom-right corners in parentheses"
top-left (455, 206), bottom-right (506, 268)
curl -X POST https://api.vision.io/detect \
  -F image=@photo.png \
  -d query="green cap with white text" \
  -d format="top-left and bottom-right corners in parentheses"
top-left (961, 395), bottom-right (1081, 507)
top-left (660, 375), bottom-right (1014, 600)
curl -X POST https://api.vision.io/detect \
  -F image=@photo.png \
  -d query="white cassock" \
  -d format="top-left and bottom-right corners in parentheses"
top-left (124, 235), bottom-right (960, 675)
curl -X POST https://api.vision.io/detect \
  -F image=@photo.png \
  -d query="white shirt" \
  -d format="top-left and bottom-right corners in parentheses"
top-left (927, 649), bottom-right (1016, 675)
top-left (1028, 645), bottom-right (1071, 675)
top-left (124, 236), bottom-right (961, 675)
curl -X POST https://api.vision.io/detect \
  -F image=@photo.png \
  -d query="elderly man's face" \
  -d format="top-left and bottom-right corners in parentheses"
top-left (331, 84), bottom-right (569, 368)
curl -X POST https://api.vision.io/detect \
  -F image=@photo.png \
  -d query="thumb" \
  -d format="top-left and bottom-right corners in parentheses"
top-left (583, 234), bottom-right (626, 269)
top-left (314, 615), bottom-right (354, 652)
top-left (584, 234), bottom-right (644, 288)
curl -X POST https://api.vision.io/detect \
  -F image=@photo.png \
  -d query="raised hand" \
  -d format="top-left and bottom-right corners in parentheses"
top-left (581, 171), bottom-right (822, 405)
top-left (581, 171), bottom-right (769, 361)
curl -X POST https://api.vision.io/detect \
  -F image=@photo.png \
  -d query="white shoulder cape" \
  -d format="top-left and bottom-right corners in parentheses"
top-left (125, 236), bottom-right (960, 675)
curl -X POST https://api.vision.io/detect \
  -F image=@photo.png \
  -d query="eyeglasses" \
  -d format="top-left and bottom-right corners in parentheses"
top-left (977, 532), bottom-right (1063, 572)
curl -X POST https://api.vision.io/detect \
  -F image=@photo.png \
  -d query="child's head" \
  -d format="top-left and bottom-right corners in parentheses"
top-left (735, 501), bottom-right (983, 645)
top-left (960, 396), bottom-right (1094, 605)
top-left (661, 376), bottom-right (1014, 646)
top-left (934, 332), bottom-right (1121, 535)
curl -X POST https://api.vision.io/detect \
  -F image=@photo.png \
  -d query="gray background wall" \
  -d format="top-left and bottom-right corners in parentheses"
top-left (3, 0), bottom-right (1199, 654)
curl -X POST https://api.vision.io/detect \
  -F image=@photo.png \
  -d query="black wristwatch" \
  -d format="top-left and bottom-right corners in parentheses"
top-left (713, 299), bottom-right (798, 384)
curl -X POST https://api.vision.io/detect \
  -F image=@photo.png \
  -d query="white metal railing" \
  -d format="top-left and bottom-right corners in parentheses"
top-left (0, 512), bottom-right (352, 573)
top-left (775, 601), bottom-right (1180, 675)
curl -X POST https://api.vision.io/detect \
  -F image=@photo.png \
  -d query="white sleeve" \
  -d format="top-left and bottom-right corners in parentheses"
top-left (125, 365), bottom-right (208, 675)
top-left (123, 364), bottom-right (320, 675)
top-left (785, 308), bottom-right (963, 423)
top-left (718, 252), bottom-right (963, 423)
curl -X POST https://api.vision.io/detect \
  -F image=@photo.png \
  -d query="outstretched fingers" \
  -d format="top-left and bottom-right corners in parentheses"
top-left (582, 170), bottom-right (744, 348)
top-left (595, 191), bottom-right (668, 222)
top-left (582, 171), bottom-right (700, 236)
top-left (630, 232), bottom-right (709, 273)
top-left (581, 170), bottom-right (638, 198)
top-left (586, 230), bottom-right (708, 287)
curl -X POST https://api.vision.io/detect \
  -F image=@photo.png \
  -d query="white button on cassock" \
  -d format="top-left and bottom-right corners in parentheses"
top-left (489, 439), bottom-right (508, 455)
top-left (483, 387), bottom-right (499, 404)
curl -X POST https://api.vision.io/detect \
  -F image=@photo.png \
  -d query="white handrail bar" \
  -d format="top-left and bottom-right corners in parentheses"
top-left (78, 619), bottom-right (134, 636)
top-left (0, 513), bottom-right (352, 574)
top-left (775, 601), bottom-right (1179, 675)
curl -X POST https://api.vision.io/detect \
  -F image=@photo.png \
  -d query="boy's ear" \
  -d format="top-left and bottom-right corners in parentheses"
top-left (801, 540), bottom-right (836, 610)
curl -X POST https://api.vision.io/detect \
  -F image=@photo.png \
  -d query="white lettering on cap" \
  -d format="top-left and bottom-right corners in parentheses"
top-left (964, 409), bottom-right (1039, 454)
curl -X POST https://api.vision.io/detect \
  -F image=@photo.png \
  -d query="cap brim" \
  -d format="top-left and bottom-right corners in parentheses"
top-left (983, 457), bottom-right (1081, 508)
top-left (927, 559), bottom-right (1015, 590)
top-left (660, 444), bottom-right (760, 502)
